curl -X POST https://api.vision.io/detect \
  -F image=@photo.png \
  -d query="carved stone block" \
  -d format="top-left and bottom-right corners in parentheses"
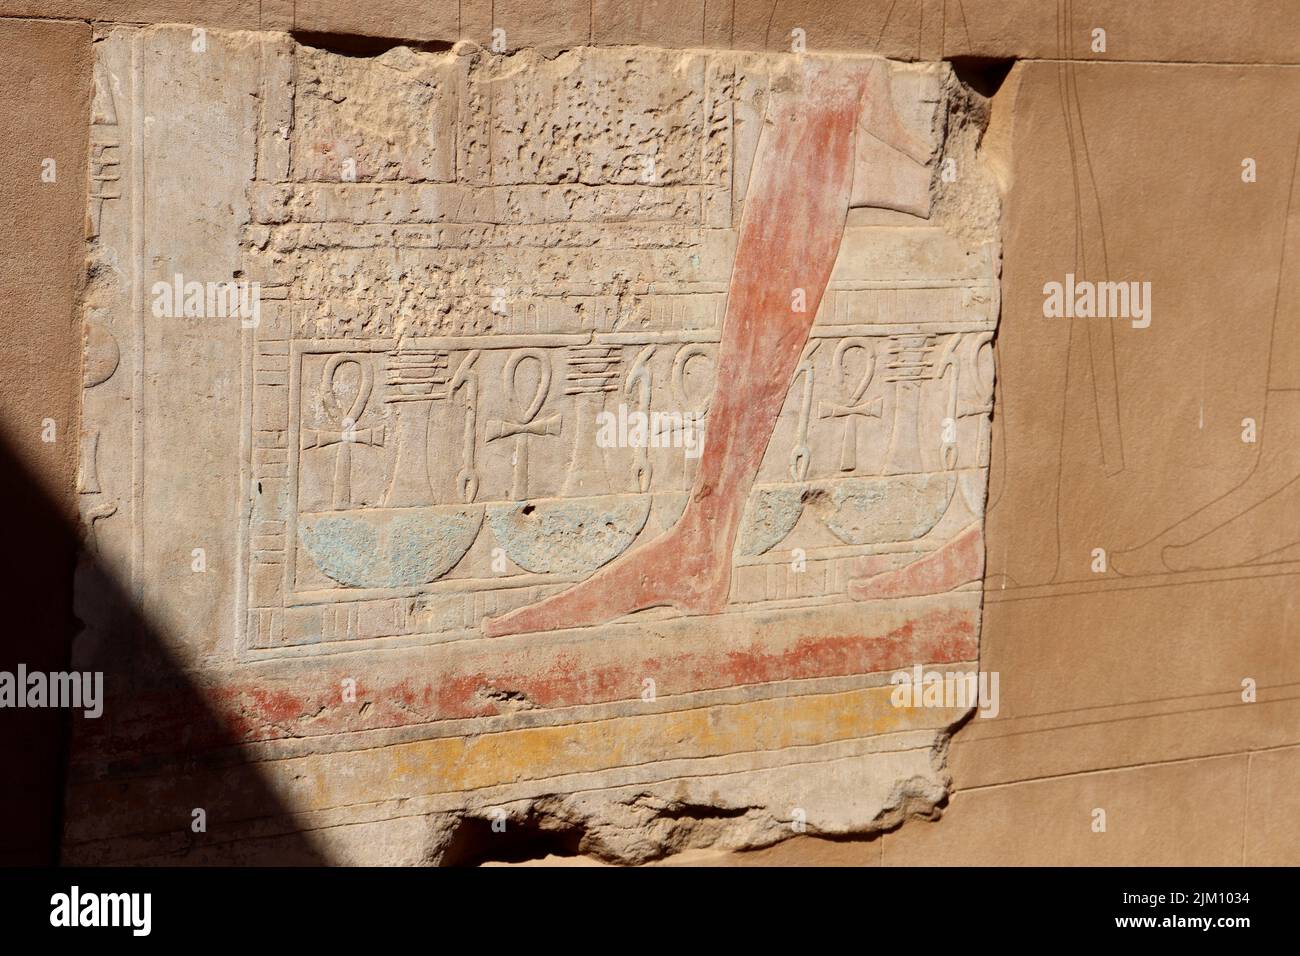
top-left (71, 26), bottom-right (1001, 864)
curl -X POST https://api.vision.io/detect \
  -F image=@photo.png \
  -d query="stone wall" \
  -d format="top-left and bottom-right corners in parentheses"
top-left (66, 25), bottom-right (1001, 864)
top-left (1, 1), bottom-right (1296, 866)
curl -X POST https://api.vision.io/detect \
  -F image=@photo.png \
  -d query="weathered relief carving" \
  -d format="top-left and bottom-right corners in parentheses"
top-left (71, 26), bottom-right (1002, 864)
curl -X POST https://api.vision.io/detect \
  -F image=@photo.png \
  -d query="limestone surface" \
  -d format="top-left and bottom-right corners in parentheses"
top-left (70, 25), bottom-right (1001, 864)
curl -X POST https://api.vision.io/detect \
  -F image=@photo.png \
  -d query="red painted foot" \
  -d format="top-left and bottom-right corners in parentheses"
top-left (848, 524), bottom-right (984, 601)
top-left (482, 518), bottom-right (730, 637)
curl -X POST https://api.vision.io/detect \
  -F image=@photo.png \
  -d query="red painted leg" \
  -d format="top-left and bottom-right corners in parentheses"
top-left (483, 65), bottom-right (867, 637)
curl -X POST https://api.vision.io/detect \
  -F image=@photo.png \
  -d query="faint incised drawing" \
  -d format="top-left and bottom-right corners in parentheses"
top-left (1115, 130), bottom-right (1300, 575)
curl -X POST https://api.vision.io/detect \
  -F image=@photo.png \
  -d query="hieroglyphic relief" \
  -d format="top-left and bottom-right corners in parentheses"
top-left (69, 25), bottom-right (1003, 862)
top-left (86, 60), bottom-right (122, 240)
top-left (237, 41), bottom-right (1000, 654)
top-left (78, 49), bottom-right (130, 578)
top-left (78, 59), bottom-right (124, 536)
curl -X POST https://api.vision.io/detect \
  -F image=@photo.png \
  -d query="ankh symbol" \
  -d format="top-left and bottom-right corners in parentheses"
top-left (485, 349), bottom-right (561, 501)
top-left (301, 354), bottom-right (382, 510)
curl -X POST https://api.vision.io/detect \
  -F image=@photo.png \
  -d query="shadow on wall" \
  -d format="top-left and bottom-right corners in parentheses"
top-left (0, 430), bottom-right (329, 865)
top-left (0, 424), bottom-right (886, 867)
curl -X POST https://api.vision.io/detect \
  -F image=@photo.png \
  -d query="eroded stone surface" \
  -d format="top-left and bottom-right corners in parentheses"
top-left (70, 26), bottom-right (1001, 864)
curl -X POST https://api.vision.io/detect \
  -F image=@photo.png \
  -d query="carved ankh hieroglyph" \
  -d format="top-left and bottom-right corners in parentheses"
top-left (818, 338), bottom-right (883, 472)
top-left (486, 349), bottom-right (561, 501)
top-left (302, 354), bottom-right (384, 510)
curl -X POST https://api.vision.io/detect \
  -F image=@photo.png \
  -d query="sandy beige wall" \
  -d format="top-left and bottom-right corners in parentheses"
top-left (0, 16), bottom-right (89, 865)
top-left (2, 2), bottom-right (1296, 864)
top-left (4, 0), bottom-right (1299, 62)
top-left (889, 55), bottom-right (1300, 865)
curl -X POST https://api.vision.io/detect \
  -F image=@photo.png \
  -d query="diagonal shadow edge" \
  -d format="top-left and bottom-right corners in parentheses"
top-left (0, 425), bottom-right (332, 865)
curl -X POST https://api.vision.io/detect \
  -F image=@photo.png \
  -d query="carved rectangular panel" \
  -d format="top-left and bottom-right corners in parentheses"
top-left (72, 26), bottom-right (1001, 862)
top-left (230, 45), bottom-right (1000, 659)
